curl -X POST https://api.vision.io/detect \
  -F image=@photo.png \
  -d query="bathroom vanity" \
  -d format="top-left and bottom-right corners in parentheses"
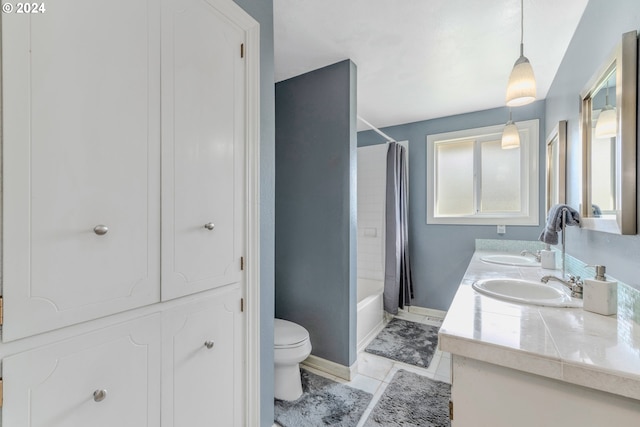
top-left (439, 248), bottom-right (640, 426)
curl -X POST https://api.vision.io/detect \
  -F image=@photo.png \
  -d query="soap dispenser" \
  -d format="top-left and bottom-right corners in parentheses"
top-left (540, 244), bottom-right (555, 269)
top-left (583, 265), bottom-right (617, 316)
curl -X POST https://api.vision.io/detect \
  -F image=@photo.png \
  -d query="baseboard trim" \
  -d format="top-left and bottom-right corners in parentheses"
top-left (406, 305), bottom-right (447, 319)
top-left (357, 318), bottom-right (388, 352)
top-left (301, 354), bottom-right (358, 381)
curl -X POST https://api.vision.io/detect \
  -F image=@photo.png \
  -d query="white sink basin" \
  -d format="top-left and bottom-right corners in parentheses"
top-left (472, 278), bottom-right (582, 307)
top-left (480, 254), bottom-right (540, 267)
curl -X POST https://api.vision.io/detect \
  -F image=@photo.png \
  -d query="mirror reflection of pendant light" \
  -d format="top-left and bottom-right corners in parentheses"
top-left (505, 0), bottom-right (536, 107)
top-left (594, 81), bottom-right (617, 138)
top-left (502, 109), bottom-right (520, 149)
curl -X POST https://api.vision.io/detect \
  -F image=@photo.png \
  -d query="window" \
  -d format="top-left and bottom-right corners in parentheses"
top-left (426, 119), bottom-right (539, 225)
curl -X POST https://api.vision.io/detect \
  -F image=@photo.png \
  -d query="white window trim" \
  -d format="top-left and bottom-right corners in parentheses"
top-left (426, 119), bottom-right (539, 226)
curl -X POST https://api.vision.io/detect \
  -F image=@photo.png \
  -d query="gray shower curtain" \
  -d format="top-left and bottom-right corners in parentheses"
top-left (384, 142), bottom-right (413, 314)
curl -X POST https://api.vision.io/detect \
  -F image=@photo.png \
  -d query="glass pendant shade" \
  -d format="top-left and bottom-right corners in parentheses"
top-left (506, 54), bottom-right (536, 107)
top-left (595, 105), bottom-right (617, 138)
top-left (502, 120), bottom-right (520, 149)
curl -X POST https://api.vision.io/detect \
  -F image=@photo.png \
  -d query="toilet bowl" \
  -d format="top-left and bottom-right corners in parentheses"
top-left (274, 318), bottom-right (312, 401)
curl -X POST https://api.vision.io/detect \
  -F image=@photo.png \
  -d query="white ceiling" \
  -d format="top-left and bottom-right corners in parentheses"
top-left (274, 0), bottom-right (589, 131)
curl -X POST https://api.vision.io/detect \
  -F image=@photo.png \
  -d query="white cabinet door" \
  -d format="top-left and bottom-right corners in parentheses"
top-left (162, 286), bottom-right (244, 426)
top-left (1, 0), bottom-right (161, 340)
top-left (3, 314), bottom-right (161, 427)
top-left (161, 0), bottom-right (246, 301)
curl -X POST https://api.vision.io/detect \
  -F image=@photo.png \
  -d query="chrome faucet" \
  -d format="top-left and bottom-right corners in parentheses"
top-left (541, 275), bottom-right (583, 298)
top-left (520, 250), bottom-right (541, 262)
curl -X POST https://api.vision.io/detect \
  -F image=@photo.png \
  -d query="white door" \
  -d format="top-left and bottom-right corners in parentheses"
top-left (162, 286), bottom-right (244, 426)
top-left (2, 314), bottom-right (162, 427)
top-left (1, 0), bottom-right (161, 340)
top-left (161, 0), bottom-right (246, 301)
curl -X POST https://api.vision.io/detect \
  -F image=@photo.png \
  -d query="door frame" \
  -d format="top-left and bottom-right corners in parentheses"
top-left (227, 1), bottom-right (262, 425)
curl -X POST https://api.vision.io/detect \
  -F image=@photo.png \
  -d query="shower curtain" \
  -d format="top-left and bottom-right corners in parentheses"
top-left (384, 142), bottom-right (413, 314)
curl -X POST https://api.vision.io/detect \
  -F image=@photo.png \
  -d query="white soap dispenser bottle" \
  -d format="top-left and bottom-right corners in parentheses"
top-left (583, 265), bottom-right (617, 316)
top-left (540, 244), bottom-right (555, 269)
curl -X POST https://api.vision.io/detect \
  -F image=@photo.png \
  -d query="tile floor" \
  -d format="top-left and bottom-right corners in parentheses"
top-left (276, 310), bottom-right (451, 427)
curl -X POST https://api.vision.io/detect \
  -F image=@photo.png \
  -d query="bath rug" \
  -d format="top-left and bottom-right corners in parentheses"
top-left (364, 318), bottom-right (439, 368)
top-left (274, 369), bottom-right (373, 427)
top-left (363, 369), bottom-right (451, 426)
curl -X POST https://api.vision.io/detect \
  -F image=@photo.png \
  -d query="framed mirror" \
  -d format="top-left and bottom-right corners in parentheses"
top-left (546, 120), bottom-right (567, 214)
top-left (580, 30), bottom-right (637, 235)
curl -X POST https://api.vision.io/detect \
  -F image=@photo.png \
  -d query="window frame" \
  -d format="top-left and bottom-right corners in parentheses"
top-left (426, 119), bottom-right (539, 226)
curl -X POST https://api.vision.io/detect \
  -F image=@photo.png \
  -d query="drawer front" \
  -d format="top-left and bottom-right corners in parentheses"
top-left (2, 314), bottom-right (161, 427)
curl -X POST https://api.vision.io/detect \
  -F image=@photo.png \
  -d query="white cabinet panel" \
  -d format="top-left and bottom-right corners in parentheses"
top-left (161, 0), bottom-right (246, 301)
top-left (162, 286), bottom-right (243, 426)
top-left (1, 0), bottom-right (161, 340)
top-left (2, 314), bottom-right (162, 427)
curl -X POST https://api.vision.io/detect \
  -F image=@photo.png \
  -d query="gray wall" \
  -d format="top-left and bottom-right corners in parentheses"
top-left (275, 60), bottom-right (358, 367)
top-left (545, 0), bottom-right (640, 292)
top-left (358, 102), bottom-right (546, 311)
top-left (231, 1), bottom-right (275, 425)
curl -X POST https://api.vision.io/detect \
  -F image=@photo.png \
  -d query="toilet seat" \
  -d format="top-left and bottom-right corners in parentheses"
top-left (274, 318), bottom-right (310, 349)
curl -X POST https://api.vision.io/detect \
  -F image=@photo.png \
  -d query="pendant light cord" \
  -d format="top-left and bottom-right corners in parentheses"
top-left (520, 0), bottom-right (524, 56)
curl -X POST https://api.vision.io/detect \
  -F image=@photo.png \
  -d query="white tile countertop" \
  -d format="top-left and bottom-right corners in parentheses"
top-left (439, 250), bottom-right (640, 401)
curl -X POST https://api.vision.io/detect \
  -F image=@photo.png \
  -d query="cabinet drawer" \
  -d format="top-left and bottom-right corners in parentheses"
top-left (2, 314), bottom-right (161, 427)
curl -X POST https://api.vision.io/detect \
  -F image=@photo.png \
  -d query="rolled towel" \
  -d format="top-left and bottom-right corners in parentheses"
top-left (539, 204), bottom-right (581, 245)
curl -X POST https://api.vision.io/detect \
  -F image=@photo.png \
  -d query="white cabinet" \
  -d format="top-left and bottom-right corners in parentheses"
top-left (1, 0), bottom-right (258, 424)
top-left (2, 315), bottom-right (162, 427)
top-left (161, 0), bottom-right (246, 301)
top-left (162, 286), bottom-right (244, 426)
top-left (451, 356), bottom-right (640, 426)
top-left (1, 0), bottom-right (161, 341)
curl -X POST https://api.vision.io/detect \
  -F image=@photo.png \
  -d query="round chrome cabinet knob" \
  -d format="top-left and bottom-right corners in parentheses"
top-left (93, 225), bottom-right (109, 236)
top-left (204, 341), bottom-right (215, 349)
top-left (204, 223), bottom-right (215, 231)
top-left (93, 389), bottom-right (108, 402)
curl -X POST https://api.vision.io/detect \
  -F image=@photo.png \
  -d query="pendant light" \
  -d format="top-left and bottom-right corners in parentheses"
top-left (594, 80), bottom-right (617, 139)
top-left (505, 0), bottom-right (536, 107)
top-left (502, 109), bottom-right (520, 149)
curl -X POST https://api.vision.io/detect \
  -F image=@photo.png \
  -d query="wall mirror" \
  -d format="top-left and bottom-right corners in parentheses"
top-left (580, 30), bottom-right (637, 235)
top-left (546, 120), bottom-right (567, 214)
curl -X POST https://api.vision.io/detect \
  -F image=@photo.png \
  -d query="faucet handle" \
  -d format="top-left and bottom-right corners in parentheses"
top-left (568, 275), bottom-right (583, 285)
top-left (565, 275), bottom-right (584, 297)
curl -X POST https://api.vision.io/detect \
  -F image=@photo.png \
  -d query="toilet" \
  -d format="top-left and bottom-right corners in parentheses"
top-left (274, 318), bottom-right (312, 401)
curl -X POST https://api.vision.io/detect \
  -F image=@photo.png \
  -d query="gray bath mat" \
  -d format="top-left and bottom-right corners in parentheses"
top-left (365, 318), bottom-right (439, 368)
top-left (363, 369), bottom-right (451, 426)
top-left (274, 369), bottom-right (373, 427)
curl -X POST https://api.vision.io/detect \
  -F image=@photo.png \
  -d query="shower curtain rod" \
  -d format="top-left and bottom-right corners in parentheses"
top-left (357, 115), bottom-right (397, 143)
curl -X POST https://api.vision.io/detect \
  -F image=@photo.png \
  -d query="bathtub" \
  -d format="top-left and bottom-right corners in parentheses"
top-left (357, 278), bottom-right (385, 350)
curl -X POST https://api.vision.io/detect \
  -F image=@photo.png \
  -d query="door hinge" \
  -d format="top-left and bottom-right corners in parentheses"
top-left (0, 296), bottom-right (4, 326)
top-left (240, 43), bottom-right (244, 58)
top-left (449, 400), bottom-right (453, 420)
top-left (0, 378), bottom-right (4, 407)
top-left (240, 256), bottom-right (244, 271)
top-left (240, 298), bottom-right (244, 312)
